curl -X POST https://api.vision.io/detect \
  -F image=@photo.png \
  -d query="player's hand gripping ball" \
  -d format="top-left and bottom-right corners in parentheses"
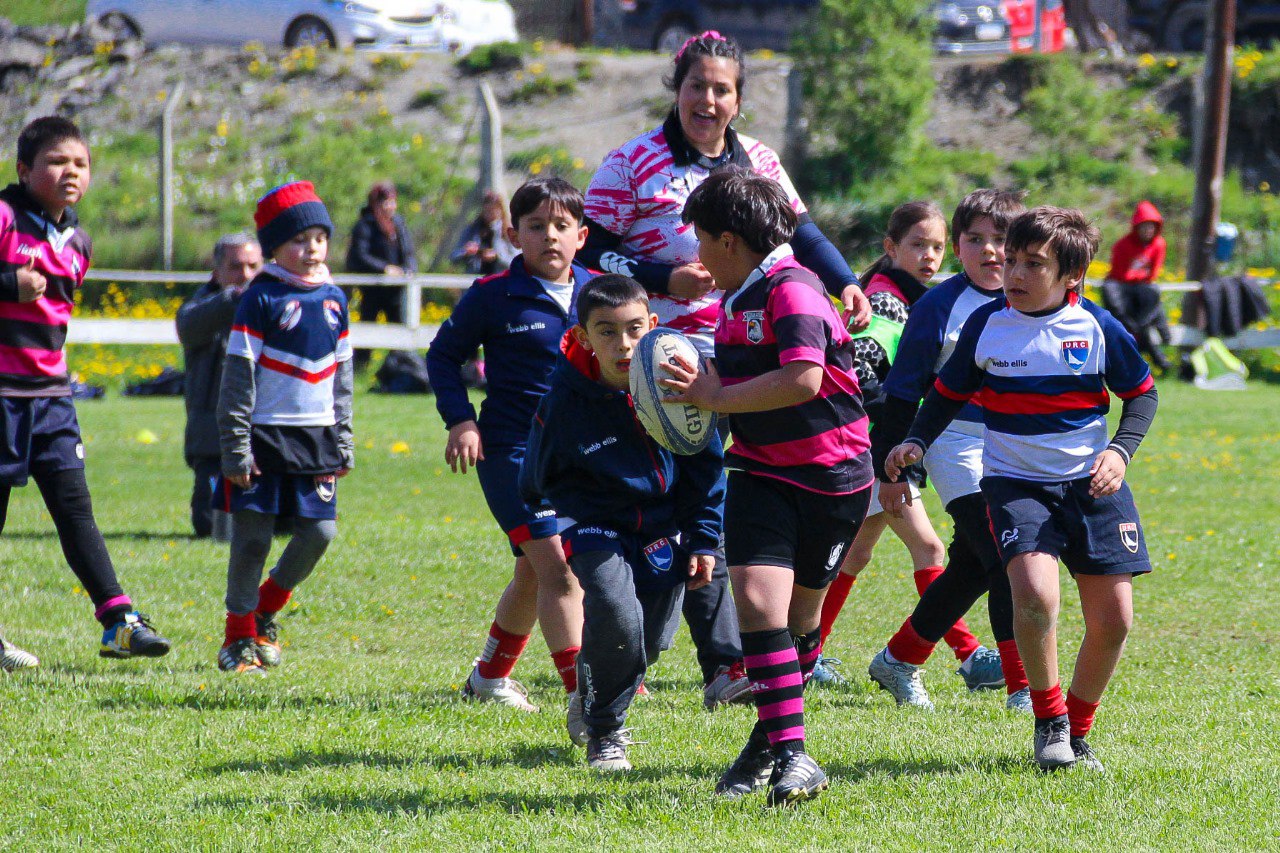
top-left (630, 328), bottom-right (718, 455)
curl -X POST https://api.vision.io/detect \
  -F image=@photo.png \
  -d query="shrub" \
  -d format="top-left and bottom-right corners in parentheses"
top-left (456, 41), bottom-right (528, 75)
top-left (793, 0), bottom-right (936, 189)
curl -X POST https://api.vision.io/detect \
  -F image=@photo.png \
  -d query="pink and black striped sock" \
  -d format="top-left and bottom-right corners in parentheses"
top-left (794, 627), bottom-right (822, 685)
top-left (742, 628), bottom-right (806, 754)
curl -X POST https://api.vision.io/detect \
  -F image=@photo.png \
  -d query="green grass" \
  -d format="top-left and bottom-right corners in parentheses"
top-left (3, 0), bottom-right (84, 25)
top-left (1, 382), bottom-right (1278, 848)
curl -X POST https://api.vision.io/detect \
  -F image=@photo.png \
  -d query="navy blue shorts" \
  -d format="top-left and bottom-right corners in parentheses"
top-left (724, 471), bottom-right (872, 589)
top-left (561, 523), bottom-right (690, 592)
top-left (982, 476), bottom-right (1151, 576)
top-left (0, 396), bottom-right (85, 487)
top-left (213, 471), bottom-right (339, 520)
top-left (476, 444), bottom-right (563, 556)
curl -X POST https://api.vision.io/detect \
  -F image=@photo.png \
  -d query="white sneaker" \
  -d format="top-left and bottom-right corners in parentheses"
top-left (869, 648), bottom-right (934, 710)
top-left (462, 667), bottom-right (539, 712)
top-left (0, 636), bottom-right (39, 671)
top-left (703, 662), bottom-right (752, 710)
top-left (567, 692), bottom-right (588, 746)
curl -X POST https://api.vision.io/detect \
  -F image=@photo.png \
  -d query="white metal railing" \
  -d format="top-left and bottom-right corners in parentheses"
top-left (74, 269), bottom-right (474, 349)
top-left (68, 271), bottom-right (1280, 351)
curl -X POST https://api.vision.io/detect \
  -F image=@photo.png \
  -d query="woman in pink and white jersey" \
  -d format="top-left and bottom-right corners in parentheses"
top-left (578, 31), bottom-right (870, 709)
top-left (581, 30), bottom-right (870, 360)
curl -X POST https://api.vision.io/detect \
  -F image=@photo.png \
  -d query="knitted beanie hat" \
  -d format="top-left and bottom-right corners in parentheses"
top-left (254, 181), bottom-right (333, 258)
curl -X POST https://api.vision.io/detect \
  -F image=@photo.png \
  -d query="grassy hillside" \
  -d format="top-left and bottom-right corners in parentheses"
top-left (4, 0), bottom-right (84, 25)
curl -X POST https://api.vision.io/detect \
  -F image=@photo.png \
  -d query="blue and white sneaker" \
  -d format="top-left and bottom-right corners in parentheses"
top-left (100, 612), bottom-right (171, 659)
top-left (809, 654), bottom-right (845, 686)
top-left (957, 646), bottom-right (1005, 692)
top-left (869, 648), bottom-right (934, 710)
top-left (1006, 687), bottom-right (1032, 713)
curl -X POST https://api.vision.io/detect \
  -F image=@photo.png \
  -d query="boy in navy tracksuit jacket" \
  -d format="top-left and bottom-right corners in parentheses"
top-left (521, 275), bottom-right (725, 773)
top-left (427, 177), bottom-right (594, 719)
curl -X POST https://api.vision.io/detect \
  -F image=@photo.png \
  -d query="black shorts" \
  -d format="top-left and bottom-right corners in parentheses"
top-left (982, 475), bottom-right (1151, 576)
top-left (0, 396), bottom-right (84, 487)
top-left (724, 471), bottom-right (871, 589)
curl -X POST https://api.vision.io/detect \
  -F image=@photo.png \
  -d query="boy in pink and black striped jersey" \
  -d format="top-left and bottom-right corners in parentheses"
top-left (0, 116), bottom-right (170, 662)
top-left (662, 169), bottom-right (873, 806)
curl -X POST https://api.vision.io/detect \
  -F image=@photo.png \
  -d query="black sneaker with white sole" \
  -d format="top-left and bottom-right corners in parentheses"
top-left (1071, 736), bottom-right (1105, 773)
top-left (766, 750), bottom-right (828, 807)
top-left (715, 739), bottom-right (776, 798)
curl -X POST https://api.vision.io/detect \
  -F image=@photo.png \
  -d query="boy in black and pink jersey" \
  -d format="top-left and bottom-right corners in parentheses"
top-left (0, 116), bottom-right (170, 663)
top-left (662, 168), bottom-right (872, 806)
top-left (886, 207), bottom-right (1158, 772)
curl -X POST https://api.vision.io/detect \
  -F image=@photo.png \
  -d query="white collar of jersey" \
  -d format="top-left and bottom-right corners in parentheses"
top-left (24, 210), bottom-right (77, 254)
top-left (723, 244), bottom-right (794, 320)
top-left (263, 261), bottom-right (332, 288)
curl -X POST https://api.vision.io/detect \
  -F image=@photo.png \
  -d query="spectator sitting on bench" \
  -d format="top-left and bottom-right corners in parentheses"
top-left (1102, 201), bottom-right (1171, 371)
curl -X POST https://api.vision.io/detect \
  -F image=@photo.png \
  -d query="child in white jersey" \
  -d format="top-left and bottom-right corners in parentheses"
top-left (886, 207), bottom-right (1158, 772)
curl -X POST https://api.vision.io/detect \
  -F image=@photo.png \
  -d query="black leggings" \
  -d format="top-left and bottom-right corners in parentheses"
top-left (907, 491), bottom-right (1014, 644)
top-left (0, 467), bottom-right (127, 626)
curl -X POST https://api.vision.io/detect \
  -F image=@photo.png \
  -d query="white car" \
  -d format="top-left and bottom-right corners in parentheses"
top-left (85, 0), bottom-right (518, 52)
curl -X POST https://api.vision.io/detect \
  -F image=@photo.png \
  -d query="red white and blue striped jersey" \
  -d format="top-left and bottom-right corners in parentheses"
top-left (584, 124), bottom-right (805, 356)
top-left (933, 293), bottom-right (1154, 481)
top-left (715, 246), bottom-right (872, 495)
top-left (226, 264), bottom-right (351, 426)
top-left (0, 184), bottom-right (92, 398)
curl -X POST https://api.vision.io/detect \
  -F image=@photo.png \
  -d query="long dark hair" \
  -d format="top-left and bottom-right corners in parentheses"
top-left (862, 201), bottom-right (947, 281)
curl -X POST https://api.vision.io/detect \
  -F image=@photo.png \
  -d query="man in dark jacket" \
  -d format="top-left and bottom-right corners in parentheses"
top-left (176, 233), bottom-right (262, 538)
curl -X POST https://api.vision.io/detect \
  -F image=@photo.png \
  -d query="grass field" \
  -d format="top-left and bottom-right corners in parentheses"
top-left (1, 380), bottom-right (1278, 849)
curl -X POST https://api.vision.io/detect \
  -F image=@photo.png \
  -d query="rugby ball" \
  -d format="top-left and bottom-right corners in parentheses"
top-left (630, 328), bottom-right (718, 456)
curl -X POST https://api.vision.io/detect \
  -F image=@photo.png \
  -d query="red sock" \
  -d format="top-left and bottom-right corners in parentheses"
top-left (224, 612), bottom-right (256, 646)
top-left (552, 646), bottom-right (580, 693)
top-left (819, 572), bottom-right (857, 647)
top-left (1030, 683), bottom-right (1068, 720)
top-left (913, 566), bottom-right (982, 662)
top-left (476, 622), bottom-right (530, 680)
top-left (1066, 690), bottom-right (1100, 738)
top-left (997, 639), bottom-right (1029, 694)
top-left (257, 576), bottom-right (292, 616)
top-left (886, 618), bottom-right (936, 666)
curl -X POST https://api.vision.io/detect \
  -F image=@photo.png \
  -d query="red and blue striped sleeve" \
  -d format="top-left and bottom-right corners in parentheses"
top-left (1096, 304), bottom-right (1155, 398)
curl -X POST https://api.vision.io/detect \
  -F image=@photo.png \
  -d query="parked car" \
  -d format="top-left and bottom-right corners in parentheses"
top-left (1005, 0), bottom-right (1067, 53)
top-left (934, 2), bottom-right (1014, 55)
top-left (592, 0), bottom-right (1064, 56)
top-left (1128, 0), bottom-right (1280, 52)
top-left (85, 0), bottom-right (518, 51)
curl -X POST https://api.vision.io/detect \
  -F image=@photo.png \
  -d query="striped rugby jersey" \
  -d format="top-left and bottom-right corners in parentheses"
top-left (932, 293), bottom-right (1154, 482)
top-left (716, 246), bottom-right (871, 495)
top-left (0, 184), bottom-right (92, 397)
top-left (883, 271), bottom-right (1002, 433)
top-left (584, 122), bottom-right (805, 356)
top-left (226, 265), bottom-right (351, 426)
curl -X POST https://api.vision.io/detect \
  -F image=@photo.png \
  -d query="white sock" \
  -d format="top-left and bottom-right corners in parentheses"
top-left (883, 647), bottom-right (901, 665)
top-left (958, 646), bottom-right (985, 674)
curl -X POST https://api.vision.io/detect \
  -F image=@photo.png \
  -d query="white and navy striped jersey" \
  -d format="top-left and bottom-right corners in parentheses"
top-left (933, 294), bottom-right (1154, 482)
top-left (226, 268), bottom-right (351, 427)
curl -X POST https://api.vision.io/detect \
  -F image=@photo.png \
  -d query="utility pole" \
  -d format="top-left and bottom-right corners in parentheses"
top-left (1186, 0), bottom-right (1236, 282)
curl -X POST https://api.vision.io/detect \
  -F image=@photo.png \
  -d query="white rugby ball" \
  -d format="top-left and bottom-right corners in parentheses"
top-left (630, 328), bottom-right (718, 456)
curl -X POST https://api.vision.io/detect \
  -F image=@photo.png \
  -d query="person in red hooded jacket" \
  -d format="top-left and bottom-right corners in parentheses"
top-left (1102, 201), bottom-right (1171, 370)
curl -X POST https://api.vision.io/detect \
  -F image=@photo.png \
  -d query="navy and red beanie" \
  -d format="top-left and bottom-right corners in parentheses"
top-left (254, 181), bottom-right (334, 258)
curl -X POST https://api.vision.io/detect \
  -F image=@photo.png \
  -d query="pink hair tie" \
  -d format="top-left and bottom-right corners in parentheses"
top-left (676, 30), bottom-right (726, 59)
